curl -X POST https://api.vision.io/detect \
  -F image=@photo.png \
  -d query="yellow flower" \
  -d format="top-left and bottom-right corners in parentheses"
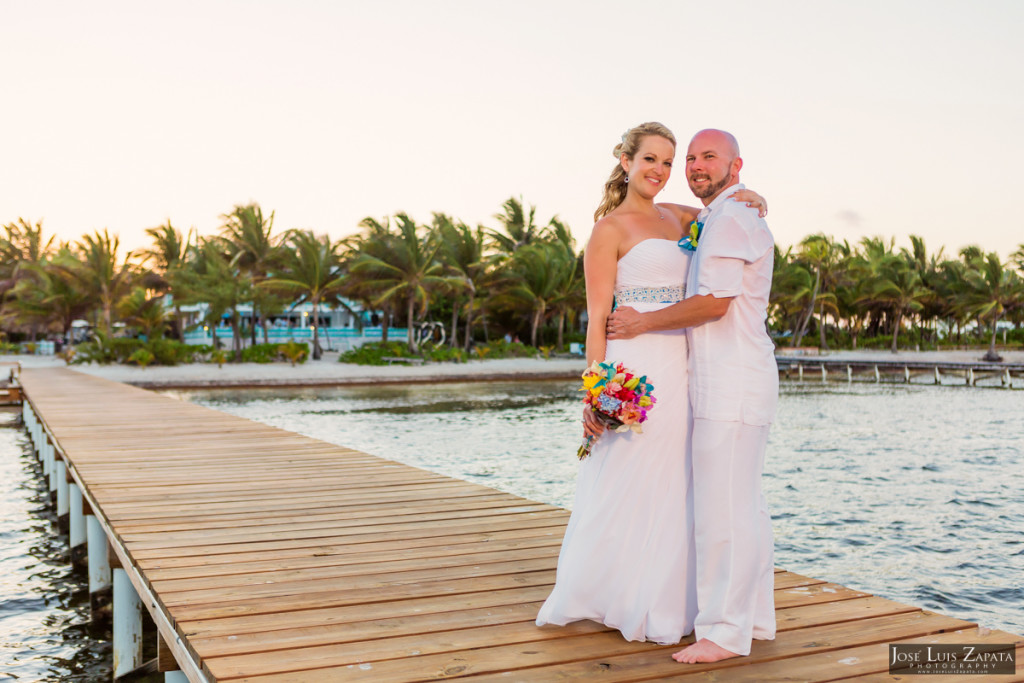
top-left (638, 396), bottom-right (652, 407)
top-left (689, 221), bottom-right (700, 248)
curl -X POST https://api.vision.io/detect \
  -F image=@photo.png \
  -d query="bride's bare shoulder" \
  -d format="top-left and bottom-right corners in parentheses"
top-left (587, 214), bottom-right (626, 254)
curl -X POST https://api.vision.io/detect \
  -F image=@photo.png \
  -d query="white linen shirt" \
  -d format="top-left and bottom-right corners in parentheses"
top-left (685, 184), bottom-right (778, 426)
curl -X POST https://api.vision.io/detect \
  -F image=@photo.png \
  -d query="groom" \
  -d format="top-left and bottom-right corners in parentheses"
top-left (607, 129), bottom-right (778, 663)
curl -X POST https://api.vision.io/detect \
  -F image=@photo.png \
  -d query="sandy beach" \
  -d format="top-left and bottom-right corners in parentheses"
top-left (5, 347), bottom-right (1023, 389)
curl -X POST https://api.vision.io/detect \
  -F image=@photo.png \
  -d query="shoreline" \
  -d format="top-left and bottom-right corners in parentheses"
top-left (5, 347), bottom-right (1023, 389)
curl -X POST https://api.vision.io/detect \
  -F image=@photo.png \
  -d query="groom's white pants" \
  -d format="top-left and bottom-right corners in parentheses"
top-left (691, 418), bottom-right (776, 656)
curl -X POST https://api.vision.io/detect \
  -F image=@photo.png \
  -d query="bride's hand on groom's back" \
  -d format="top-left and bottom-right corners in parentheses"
top-left (607, 306), bottom-right (643, 340)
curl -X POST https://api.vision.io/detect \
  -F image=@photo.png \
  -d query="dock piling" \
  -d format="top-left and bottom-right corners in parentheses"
top-left (69, 483), bottom-right (87, 568)
top-left (55, 458), bottom-right (69, 529)
top-left (46, 440), bottom-right (57, 497)
top-left (112, 568), bottom-right (143, 678)
top-left (87, 514), bottom-right (112, 617)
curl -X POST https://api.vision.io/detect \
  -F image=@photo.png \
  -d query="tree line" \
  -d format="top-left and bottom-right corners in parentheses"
top-left (774, 234), bottom-right (1024, 361)
top-left (1, 200), bottom-right (1021, 362)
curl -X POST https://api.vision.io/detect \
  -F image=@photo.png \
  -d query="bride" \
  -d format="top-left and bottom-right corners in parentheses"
top-left (535, 122), bottom-right (764, 644)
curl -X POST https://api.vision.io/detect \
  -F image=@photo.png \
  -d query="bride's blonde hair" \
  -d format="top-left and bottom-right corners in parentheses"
top-left (594, 122), bottom-right (676, 222)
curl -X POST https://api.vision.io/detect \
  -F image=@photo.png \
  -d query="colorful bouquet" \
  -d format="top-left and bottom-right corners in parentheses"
top-left (577, 360), bottom-right (657, 459)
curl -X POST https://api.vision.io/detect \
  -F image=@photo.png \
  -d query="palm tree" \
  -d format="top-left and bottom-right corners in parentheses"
top-left (56, 230), bottom-right (137, 336)
top-left (117, 287), bottom-right (167, 340)
top-left (0, 218), bottom-right (57, 339)
top-left (961, 252), bottom-right (1023, 361)
top-left (262, 230), bottom-right (346, 360)
top-left (792, 234), bottom-right (842, 348)
top-left (175, 237), bottom-right (253, 358)
top-left (541, 218), bottom-right (585, 350)
top-left (142, 221), bottom-right (194, 341)
top-left (434, 213), bottom-right (489, 349)
top-left (341, 216), bottom-right (398, 342)
top-left (220, 203), bottom-right (287, 344)
top-left (0, 218), bottom-right (55, 276)
top-left (492, 242), bottom-right (570, 347)
top-left (769, 246), bottom-right (814, 345)
top-left (1, 252), bottom-right (91, 342)
top-left (349, 213), bottom-right (459, 352)
top-left (489, 196), bottom-right (548, 255)
top-left (1011, 244), bottom-right (1024, 276)
top-left (858, 251), bottom-right (931, 353)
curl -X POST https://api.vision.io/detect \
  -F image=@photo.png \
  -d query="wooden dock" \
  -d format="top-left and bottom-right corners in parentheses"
top-left (18, 367), bottom-right (1023, 682)
top-left (775, 356), bottom-right (1024, 387)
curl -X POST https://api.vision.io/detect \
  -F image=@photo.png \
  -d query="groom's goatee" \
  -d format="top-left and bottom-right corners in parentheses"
top-left (689, 173), bottom-right (732, 199)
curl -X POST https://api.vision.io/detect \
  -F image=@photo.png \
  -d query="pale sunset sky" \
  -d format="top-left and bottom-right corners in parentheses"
top-left (2, 0), bottom-right (1022, 258)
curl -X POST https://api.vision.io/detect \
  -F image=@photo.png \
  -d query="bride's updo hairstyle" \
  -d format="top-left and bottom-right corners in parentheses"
top-left (594, 122), bottom-right (676, 222)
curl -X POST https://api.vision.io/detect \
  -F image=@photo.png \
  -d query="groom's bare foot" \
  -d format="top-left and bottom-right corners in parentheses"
top-left (672, 638), bottom-right (741, 663)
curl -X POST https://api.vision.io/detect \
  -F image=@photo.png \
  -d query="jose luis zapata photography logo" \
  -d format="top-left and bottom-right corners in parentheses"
top-left (889, 643), bottom-right (1016, 675)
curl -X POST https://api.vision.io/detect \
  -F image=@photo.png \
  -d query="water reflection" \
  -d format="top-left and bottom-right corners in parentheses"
top-left (0, 409), bottom-right (114, 681)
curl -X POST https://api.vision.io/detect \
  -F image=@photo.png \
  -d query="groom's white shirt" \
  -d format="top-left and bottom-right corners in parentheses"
top-left (685, 183), bottom-right (778, 426)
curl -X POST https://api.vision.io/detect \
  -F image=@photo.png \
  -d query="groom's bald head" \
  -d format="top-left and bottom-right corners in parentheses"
top-left (691, 129), bottom-right (740, 160)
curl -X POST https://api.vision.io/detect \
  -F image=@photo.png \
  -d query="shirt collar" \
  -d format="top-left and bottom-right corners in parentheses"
top-left (698, 182), bottom-right (745, 222)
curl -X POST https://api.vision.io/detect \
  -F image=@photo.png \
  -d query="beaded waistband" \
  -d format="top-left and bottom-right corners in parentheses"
top-left (614, 285), bottom-right (686, 305)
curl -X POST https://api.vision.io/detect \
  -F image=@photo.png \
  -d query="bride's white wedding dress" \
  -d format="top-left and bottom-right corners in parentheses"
top-left (536, 239), bottom-right (697, 644)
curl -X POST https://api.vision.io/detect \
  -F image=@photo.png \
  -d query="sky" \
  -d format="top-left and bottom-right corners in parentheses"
top-left (2, 0), bottom-right (1022, 259)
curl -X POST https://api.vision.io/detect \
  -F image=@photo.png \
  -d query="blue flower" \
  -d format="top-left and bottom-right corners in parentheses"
top-left (678, 220), bottom-right (703, 252)
top-left (598, 394), bottom-right (622, 413)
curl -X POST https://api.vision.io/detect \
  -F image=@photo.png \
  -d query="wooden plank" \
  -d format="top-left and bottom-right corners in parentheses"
top-left (151, 545), bottom-right (561, 593)
top-left (199, 596), bottom-right (914, 676)
top-left (132, 525), bottom-right (569, 565)
top-left (224, 612), bottom-right (974, 682)
top-left (159, 556), bottom-right (558, 607)
top-left (126, 515), bottom-right (571, 560)
top-left (168, 569), bottom-right (559, 621)
top-left (110, 495), bottom-right (548, 531)
top-left (142, 533), bottom-right (566, 582)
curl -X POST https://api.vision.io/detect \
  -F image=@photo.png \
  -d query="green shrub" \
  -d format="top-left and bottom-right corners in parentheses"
top-left (0, 341), bottom-right (19, 354)
top-left (146, 338), bottom-right (196, 365)
top-left (110, 338), bottom-right (144, 362)
top-left (210, 348), bottom-right (227, 367)
top-left (279, 341), bottom-right (308, 366)
top-left (483, 340), bottom-right (532, 358)
top-left (127, 348), bottom-right (155, 368)
top-left (71, 333), bottom-right (137, 364)
top-left (241, 343), bottom-right (281, 363)
top-left (422, 346), bottom-right (465, 363)
top-left (338, 341), bottom-right (409, 366)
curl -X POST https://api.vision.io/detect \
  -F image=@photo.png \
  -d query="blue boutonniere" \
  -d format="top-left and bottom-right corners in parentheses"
top-left (678, 220), bottom-right (703, 252)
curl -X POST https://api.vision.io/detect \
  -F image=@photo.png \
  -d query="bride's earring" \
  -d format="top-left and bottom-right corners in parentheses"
top-left (624, 175), bottom-right (629, 183)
